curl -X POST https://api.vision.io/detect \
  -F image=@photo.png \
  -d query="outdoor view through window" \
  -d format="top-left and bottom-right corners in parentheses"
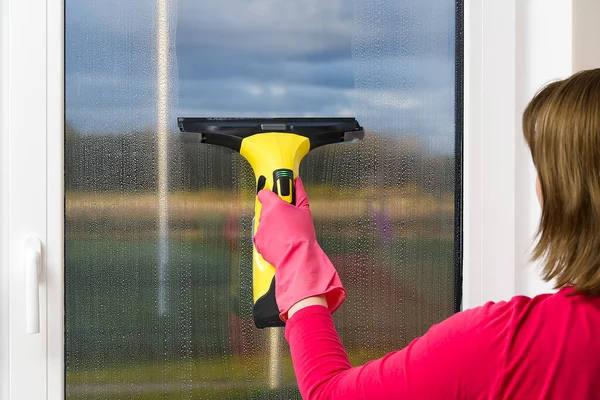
top-left (65, 0), bottom-right (461, 398)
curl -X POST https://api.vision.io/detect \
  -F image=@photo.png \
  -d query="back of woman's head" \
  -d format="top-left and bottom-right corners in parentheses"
top-left (523, 68), bottom-right (600, 295)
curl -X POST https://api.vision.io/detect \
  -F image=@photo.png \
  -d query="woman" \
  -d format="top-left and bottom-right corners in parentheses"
top-left (254, 69), bottom-right (600, 399)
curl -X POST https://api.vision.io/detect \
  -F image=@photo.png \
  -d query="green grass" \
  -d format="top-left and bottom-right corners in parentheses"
top-left (64, 231), bottom-right (456, 398)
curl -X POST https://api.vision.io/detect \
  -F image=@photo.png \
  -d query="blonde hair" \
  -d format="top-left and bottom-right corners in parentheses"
top-left (523, 68), bottom-right (600, 296)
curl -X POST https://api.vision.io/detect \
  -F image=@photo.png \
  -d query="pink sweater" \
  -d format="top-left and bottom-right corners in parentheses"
top-left (284, 288), bottom-right (600, 399)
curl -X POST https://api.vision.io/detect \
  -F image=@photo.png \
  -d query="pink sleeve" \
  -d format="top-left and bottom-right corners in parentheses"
top-left (284, 303), bottom-right (502, 400)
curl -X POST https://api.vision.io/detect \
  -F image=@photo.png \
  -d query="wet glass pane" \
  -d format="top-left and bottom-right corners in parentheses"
top-left (65, 0), bottom-right (459, 398)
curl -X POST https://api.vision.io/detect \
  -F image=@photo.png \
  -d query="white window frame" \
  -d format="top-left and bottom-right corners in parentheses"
top-left (1, 0), bottom-right (598, 397)
top-left (1, 0), bottom-right (64, 398)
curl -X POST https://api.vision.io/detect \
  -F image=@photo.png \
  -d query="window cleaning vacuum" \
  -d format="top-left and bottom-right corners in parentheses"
top-left (178, 117), bottom-right (364, 328)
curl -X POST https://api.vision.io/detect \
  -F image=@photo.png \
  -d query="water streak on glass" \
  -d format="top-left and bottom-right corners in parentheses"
top-left (65, 0), bottom-right (458, 398)
top-left (157, 0), bottom-right (171, 316)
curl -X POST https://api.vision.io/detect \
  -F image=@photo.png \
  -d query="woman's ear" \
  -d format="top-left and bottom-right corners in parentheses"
top-left (536, 175), bottom-right (543, 207)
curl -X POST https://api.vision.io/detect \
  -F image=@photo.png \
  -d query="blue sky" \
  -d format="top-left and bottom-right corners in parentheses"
top-left (66, 0), bottom-right (456, 152)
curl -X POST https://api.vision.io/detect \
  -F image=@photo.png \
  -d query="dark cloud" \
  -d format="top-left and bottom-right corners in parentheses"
top-left (176, 0), bottom-right (354, 57)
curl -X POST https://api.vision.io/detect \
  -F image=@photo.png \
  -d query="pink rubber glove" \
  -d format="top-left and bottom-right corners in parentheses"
top-left (254, 177), bottom-right (347, 322)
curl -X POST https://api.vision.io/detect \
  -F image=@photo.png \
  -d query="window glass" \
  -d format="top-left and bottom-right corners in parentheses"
top-left (65, 0), bottom-right (459, 398)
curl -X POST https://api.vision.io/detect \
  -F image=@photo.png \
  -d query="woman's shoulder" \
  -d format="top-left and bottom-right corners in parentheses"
top-left (458, 287), bottom-right (600, 334)
top-left (464, 287), bottom-right (596, 314)
top-left (440, 289), bottom-right (573, 333)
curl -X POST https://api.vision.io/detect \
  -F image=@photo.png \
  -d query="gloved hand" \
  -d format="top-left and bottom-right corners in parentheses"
top-left (254, 177), bottom-right (346, 322)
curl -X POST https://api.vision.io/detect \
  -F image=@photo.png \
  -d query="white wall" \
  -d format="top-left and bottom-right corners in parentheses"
top-left (514, 0), bottom-right (573, 297)
top-left (573, 0), bottom-right (600, 72)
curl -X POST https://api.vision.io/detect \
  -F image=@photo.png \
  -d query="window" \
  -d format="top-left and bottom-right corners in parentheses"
top-left (64, 0), bottom-right (461, 398)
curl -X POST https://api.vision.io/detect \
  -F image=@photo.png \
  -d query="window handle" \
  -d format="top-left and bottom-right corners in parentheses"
top-left (23, 235), bottom-right (41, 334)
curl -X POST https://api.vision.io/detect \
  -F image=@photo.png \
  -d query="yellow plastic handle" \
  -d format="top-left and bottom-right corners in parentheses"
top-left (239, 133), bottom-right (309, 328)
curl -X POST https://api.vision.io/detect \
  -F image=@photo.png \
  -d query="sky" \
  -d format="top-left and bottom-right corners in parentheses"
top-left (66, 0), bottom-right (456, 153)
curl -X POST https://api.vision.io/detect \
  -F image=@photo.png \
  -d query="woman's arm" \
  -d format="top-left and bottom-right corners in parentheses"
top-left (285, 305), bottom-right (399, 399)
top-left (285, 302), bottom-right (502, 400)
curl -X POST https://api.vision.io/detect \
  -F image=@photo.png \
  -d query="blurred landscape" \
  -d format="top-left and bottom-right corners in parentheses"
top-left (65, 124), bottom-right (457, 399)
